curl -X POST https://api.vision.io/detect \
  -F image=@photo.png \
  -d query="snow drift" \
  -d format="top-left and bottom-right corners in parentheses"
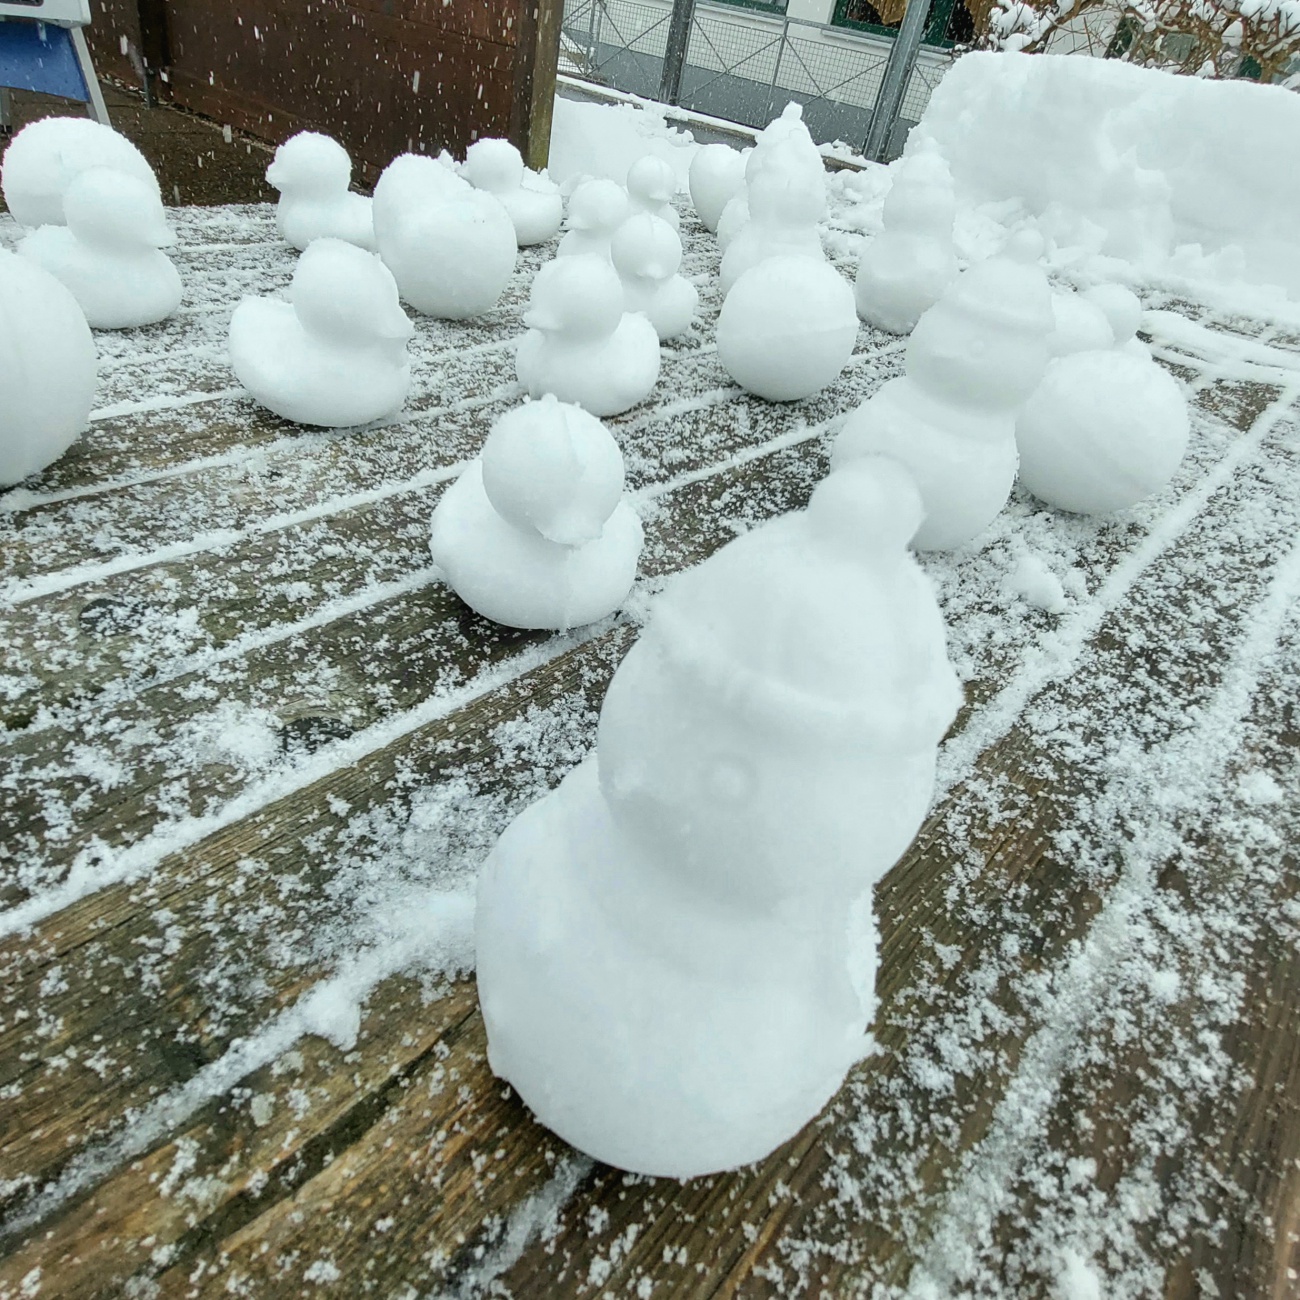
top-left (911, 52), bottom-right (1300, 298)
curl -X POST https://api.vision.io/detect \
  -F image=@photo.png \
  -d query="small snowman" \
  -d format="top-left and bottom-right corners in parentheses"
top-left (556, 178), bottom-right (629, 261)
top-left (854, 143), bottom-right (958, 335)
top-left (610, 214), bottom-right (698, 342)
top-left (266, 131), bottom-right (376, 252)
top-left (1, 116), bottom-right (160, 229)
top-left (626, 154), bottom-right (680, 231)
top-left (0, 250), bottom-right (97, 488)
top-left (19, 168), bottom-right (182, 329)
top-left (515, 255), bottom-right (660, 417)
top-left (373, 152), bottom-right (517, 319)
top-left (688, 142), bottom-right (747, 234)
top-left (475, 457), bottom-right (962, 1178)
top-left (429, 396), bottom-right (644, 630)
top-left (463, 137), bottom-right (564, 247)
top-left (833, 233), bottom-right (1054, 551)
top-left (229, 238), bottom-right (413, 428)
top-left (719, 155), bottom-right (827, 296)
top-left (717, 256), bottom-right (858, 402)
top-left (1017, 283), bottom-right (1188, 515)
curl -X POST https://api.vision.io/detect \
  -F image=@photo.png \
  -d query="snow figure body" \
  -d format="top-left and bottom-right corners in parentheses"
top-left (475, 457), bottom-right (962, 1177)
top-left (515, 256), bottom-right (660, 417)
top-left (854, 144), bottom-right (958, 334)
top-left (719, 159), bottom-right (827, 296)
top-left (717, 255), bottom-right (857, 402)
top-left (1017, 284), bottom-right (1188, 514)
top-left (834, 233), bottom-right (1053, 551)
top-left (19, 168), bottom-right (182, 329)
top-left (1, 116), bottom-right (159, 229)
top-left (373, 153), bottom-right (517, 318)
top-left (556, 179), bottom-right (629, 261)
top-left (429, 396), bottom-right (643, 629)
top-left (0, 250), bottom-right (97, 487)
top-left (626, 154), bottom-right (680, 231)
top-left (611, 214), bottom-right (698, 341)
top-left (688, 143), bottom-right (746, 233)
top-left (266, 131), bottom-right (376, 252)
top-left (229, 238), bottom-right (413, 427)
top-left (463, 138), bottom-right (563, 247)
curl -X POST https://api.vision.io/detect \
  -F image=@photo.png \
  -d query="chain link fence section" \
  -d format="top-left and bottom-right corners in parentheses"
top-left (560, 0), bottom-right (955, 155)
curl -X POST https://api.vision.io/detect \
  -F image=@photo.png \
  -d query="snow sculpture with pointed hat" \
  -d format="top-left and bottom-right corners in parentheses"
top-left (855, 142), bottom-right (958, 334)
top-left (557, 178), bottom-right (629, 261)
top-left (429, 395), bottom-right (644, 629)
top-left (19, 168), bottom-right (182, 329)
top-left (611, 213), bottom-right (698, 341)
top-left (1, 116), bottom-right (159, 230)
top-left (515, 255), bottom-right (660, 416)
top-left (720, 154), bottom-right (827, 296)
top-left (475, 456), bottom-right (962, 1178)
top-left (266, 131), bottom-right (376, 252)
top-left (1017, 283), bottom-right (1188, 515)
top-left (373, 153), bottom-right (517, 319)
top-left (229, 238), bottom-right (413, 427)
top-left (0, 250), bottom-right (97, 487)
top-left (463, 137), bottom-right (564, 247)
top-left (834, 233), bottom-right (1053, 550)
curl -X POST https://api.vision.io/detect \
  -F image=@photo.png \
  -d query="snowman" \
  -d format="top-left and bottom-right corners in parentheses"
top-left (475, 456), bottom-right (962, 1178)
top-left (833, 233), bottom-right (1054, 551)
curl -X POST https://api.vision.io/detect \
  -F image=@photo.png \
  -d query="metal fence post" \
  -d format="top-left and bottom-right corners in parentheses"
top-left (863, 0), bottom-right (927, 162)
top-left (659, 0), bottom-right (697, 105)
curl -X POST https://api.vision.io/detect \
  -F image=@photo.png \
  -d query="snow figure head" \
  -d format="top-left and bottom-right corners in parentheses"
top-left (1083, 283), bottom-right (1142, 346)
top-left (463, 137), bottom-right (526, 195)
top-left (524, 255), bottom-right (625, 340)
top-left (747, 160), bottom-right (827, 229)
top-left (884, 144), bottom-right (956, 236)
top-left (267, 131), bottom-right (353, 197)
top-left (1047, 288), bottom-right (1114, 357)
top-left (63, 168), bottom-right (174, 251)
top-left (611, 213), bottom-right (683, 283)
top-left (688, 143), bottom-right (746, 233)
top-left (480, 395), bottom-right (626, 546)
top-left (290, 238), bottom-right (412, 348)
top-left (627, 155), bottom-right (676, 208)
top-left (565, 178), bottom-right (629, 234)
top-left (372, 152), bottom-right (469, 245)
top-left (0, 116), bottom-right (160, 230)
top-left (757, 102), bottom-right (816, 159)
top-left (597, 454), bottom-right (962, 908)
top-left (906, 231), bottom-right (1053, 412)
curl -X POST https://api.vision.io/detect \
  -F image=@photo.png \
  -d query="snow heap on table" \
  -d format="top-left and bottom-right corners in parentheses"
top-left (228, 237), bottom-right (413, 428)
top-left (0, 116), bottom-right (160, 229)
top-left (463, 137), bottom-right (564, 247)
top-left (475, 456), bottom-right (962, 1178)
top-left (429, 395), bottom-right (643, 630)
top-left (611, 213), bottom-right (697, 341)
top-left (834, 233), bottom-right (1053, 551)
top-left (19, 167), bottom-right (182, 329)
top-left (854, 140), bottom-right (957, 335)
top-left (373, 152), bottom-right (517, 319)
top-left (717, 255), bottom-right (858, 402)
top-left (0, 249), bottom-right (97, 488)
top-left (911, 51), bottom-right (1300, 300)
top-left (515, 255), bottom-right (660, 417)
top-left (1017, 283), bottom-right (1190, 515)
top-left (266, 131), bottom-right (376, 252)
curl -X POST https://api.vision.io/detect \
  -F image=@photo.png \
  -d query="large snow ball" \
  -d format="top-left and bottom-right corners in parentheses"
top-left (1016, 350), bottom-right (1189, 515)
top-left (1, 116), bottom-right (160, 229)
top-left (0, 250), bottom-right (97, 487)
top-left (716, 256), bottom-right (857, 402)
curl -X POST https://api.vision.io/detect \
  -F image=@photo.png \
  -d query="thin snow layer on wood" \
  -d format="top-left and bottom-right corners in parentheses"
top-left (0, 201), bottom-right (1297, 1298)
top-left (911, 51), bottom-right (1300, 302)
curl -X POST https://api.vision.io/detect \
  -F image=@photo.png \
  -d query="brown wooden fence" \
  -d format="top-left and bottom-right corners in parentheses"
top-left (85, 0), bottom-right (561, 173)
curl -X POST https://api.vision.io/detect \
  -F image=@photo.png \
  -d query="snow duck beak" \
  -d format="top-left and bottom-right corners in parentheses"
top-left (523, 307), bottom-right (561, 331)
top-left (379, 304), bottom-right (415, 341)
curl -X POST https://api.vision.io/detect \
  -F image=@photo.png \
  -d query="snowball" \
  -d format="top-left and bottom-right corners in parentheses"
top-left (688, 142), bottom-right (746, 234)
top-left (1016, 351), bottom-right (1189, 514)
top-left (716, 257), bottom-right (857, 402)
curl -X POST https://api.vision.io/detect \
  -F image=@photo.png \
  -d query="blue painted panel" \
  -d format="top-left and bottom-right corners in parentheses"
top-left (0, 19), bottom-right (90, 100)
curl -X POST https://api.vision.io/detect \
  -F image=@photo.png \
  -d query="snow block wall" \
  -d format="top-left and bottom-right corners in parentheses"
top-left (912, 53), bottom-right (1300, 298)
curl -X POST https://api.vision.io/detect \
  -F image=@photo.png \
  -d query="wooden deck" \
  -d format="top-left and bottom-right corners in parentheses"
top-left (1, 202), bottom-right (1299, 1299)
